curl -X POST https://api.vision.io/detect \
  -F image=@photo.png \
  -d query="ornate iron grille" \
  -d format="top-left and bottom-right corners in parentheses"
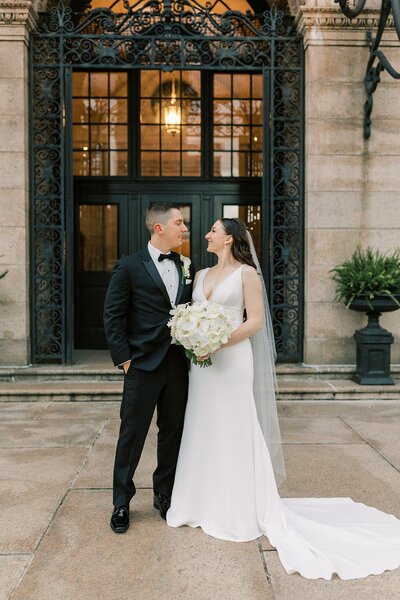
top-left (30, 0), bottom-right (304, 362)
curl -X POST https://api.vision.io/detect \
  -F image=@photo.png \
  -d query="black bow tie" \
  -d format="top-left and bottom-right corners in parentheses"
top-left (158, 252), bottom-right (181, 265)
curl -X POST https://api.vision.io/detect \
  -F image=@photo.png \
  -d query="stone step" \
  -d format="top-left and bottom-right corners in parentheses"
top-left (0, 381), bottom-right (122, 402)
top-left (0, 366), bottom-right (121, 383)
top-left (1, 379), bottom-right (400, 402)
top-left (1, 363), bottom-right (399, 383)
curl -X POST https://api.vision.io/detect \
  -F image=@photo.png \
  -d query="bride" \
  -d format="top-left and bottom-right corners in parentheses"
top-left (167, 217), bottom-right (400, 580)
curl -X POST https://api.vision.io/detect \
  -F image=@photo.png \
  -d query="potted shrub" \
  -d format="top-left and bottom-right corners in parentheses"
top-left (330, 246), bottom-right (400, 385)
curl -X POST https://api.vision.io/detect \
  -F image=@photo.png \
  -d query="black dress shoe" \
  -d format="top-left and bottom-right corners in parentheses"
top-left (153, 493), bottom-right (171, 520)
top-left (110, 506), bottom-right (130, 533)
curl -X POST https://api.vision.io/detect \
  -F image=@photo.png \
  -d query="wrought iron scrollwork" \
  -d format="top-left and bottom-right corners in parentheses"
top-left (31, 0), bottom-right (303, 362)
top-left (336, 0), bottom-right (400, 138)
top-left (270, 53), bottom-right (303, 359)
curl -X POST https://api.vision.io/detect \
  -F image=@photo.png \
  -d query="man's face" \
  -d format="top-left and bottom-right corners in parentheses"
top-left (160, 208), bottom-right (188, 250)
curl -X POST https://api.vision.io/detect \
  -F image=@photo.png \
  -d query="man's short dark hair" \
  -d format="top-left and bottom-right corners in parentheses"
top-left (146, 202), bottom-right (179, 234)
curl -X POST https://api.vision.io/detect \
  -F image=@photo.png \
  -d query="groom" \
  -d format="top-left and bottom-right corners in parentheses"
top-left (103, 202), bottom-right (194, 533)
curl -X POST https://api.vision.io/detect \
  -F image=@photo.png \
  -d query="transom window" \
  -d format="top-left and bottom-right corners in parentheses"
top-left (72, 70), bottom-right (263, 178)
top-left (88, 0), bottom-right (256, 14)
top-left (213, 73), bottom-right (263, 177)
top-left (140, 70), bottom-right (201, 177)
top-left (72, 72), bottom-right (128, 176)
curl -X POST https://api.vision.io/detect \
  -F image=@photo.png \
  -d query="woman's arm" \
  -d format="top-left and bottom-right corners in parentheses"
top-left (222, 265), bottom-right (263, 348)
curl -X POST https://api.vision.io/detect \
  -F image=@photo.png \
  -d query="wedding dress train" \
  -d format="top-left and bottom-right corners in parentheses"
top-left (167, 266), bottom-right (400, 580)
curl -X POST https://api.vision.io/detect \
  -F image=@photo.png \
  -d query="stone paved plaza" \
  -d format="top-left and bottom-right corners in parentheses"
top-left (1, 399), bottom-right (399, 600)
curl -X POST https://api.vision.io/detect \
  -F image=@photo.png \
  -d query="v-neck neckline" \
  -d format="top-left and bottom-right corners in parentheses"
top-left (202, 266), bottom-right (243, 301)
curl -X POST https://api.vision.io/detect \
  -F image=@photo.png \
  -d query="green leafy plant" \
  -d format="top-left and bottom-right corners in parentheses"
top-left (330, 246), bottom-right (400, 308)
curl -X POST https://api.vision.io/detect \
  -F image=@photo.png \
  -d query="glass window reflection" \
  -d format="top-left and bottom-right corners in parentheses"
top-left (213, 73), bottom-right (262, 178)
top-left (79, 204), bottom-right (118, 272)
top-left (72, 72), bottom-right (128, 177)
top-left (140, 70), bottom-right (201, 177)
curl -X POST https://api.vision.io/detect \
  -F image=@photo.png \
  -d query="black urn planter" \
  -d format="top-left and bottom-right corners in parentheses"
top-left (348, 295), bottom-right (400, 385)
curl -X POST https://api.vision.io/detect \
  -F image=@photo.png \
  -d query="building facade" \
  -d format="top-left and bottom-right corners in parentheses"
top-left (0, 0), bottom-right (399, 367)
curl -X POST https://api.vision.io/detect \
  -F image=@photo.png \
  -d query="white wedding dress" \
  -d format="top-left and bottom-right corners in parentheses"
top-left (167, 266), bottom-right (400, 580)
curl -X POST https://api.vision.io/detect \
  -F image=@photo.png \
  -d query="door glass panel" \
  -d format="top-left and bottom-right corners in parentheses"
top-left (72, 72), bottom-right (128, 176)
top-left (140, 70), bottom-right (201, 177)
top-left (213, 73), bottom-right (262, 178)
top-left (222, 204), bottom-right (262, 262)
top-left (79, 204), bottom-right (118, 272)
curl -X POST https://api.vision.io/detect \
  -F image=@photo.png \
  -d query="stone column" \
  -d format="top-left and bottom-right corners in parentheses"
top-left (0, 1), bottom-right (41, 365)
top-left (291, 0), bottom-right (400, 364)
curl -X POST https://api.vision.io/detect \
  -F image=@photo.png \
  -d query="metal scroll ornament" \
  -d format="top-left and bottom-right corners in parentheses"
top-left (335, 0), bottom-right (400, 138)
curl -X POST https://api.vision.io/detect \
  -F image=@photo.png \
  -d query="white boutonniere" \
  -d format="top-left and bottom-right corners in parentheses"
top-left (180, 255), bottom-right (192, 284)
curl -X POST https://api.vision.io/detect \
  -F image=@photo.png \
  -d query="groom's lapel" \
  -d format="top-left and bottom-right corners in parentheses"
top-left (141, 248), bottom-right (171, 305)
top-left (175, 260), bottom-right (184, 305)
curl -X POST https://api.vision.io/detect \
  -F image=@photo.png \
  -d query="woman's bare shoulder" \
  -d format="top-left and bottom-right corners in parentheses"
top-left (241, 264), bottom-right (258, 277)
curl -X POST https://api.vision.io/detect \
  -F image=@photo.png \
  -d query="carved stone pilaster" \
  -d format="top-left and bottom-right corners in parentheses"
top-left (295, 7), bottom-right (395, 47)
top-left (0, 1), bottom-right (44, 37)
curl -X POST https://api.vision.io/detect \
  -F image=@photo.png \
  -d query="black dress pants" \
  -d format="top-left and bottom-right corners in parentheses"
top-left (113, 345), bottom-right (188, 508)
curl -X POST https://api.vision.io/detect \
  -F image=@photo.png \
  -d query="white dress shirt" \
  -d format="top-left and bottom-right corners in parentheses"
top-left (148, 242), bottom-right (180, 306)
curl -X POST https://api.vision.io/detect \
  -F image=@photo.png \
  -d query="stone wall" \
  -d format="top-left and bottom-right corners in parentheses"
top-left (0, 1), bottom-right (41, 365)
top-left (0, 0), bottom-right (399, 366)
top-left (293, 0), bottom-right (400, 364)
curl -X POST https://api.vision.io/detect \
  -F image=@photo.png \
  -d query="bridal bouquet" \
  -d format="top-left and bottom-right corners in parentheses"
top-left (168, 302), bottom-right (234, 367)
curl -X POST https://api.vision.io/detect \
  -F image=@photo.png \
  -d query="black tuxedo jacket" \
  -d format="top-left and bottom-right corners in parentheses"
top-left (103, 248), bottom-right (195, 371)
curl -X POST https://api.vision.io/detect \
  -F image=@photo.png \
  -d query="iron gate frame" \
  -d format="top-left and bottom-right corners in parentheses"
top-left (30, 0), bottom-right (304, 363)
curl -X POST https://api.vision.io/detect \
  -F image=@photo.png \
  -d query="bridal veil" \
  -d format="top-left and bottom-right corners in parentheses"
top-left (246, 230), bottom-right (286, 486)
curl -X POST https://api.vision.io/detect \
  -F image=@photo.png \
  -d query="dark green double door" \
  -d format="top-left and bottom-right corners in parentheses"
top-left (75, 182), bottom-right (263, 349)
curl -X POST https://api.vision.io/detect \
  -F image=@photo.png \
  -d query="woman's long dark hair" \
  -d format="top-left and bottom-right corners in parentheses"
top-left (220, 218), bottom-right (257, 269)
